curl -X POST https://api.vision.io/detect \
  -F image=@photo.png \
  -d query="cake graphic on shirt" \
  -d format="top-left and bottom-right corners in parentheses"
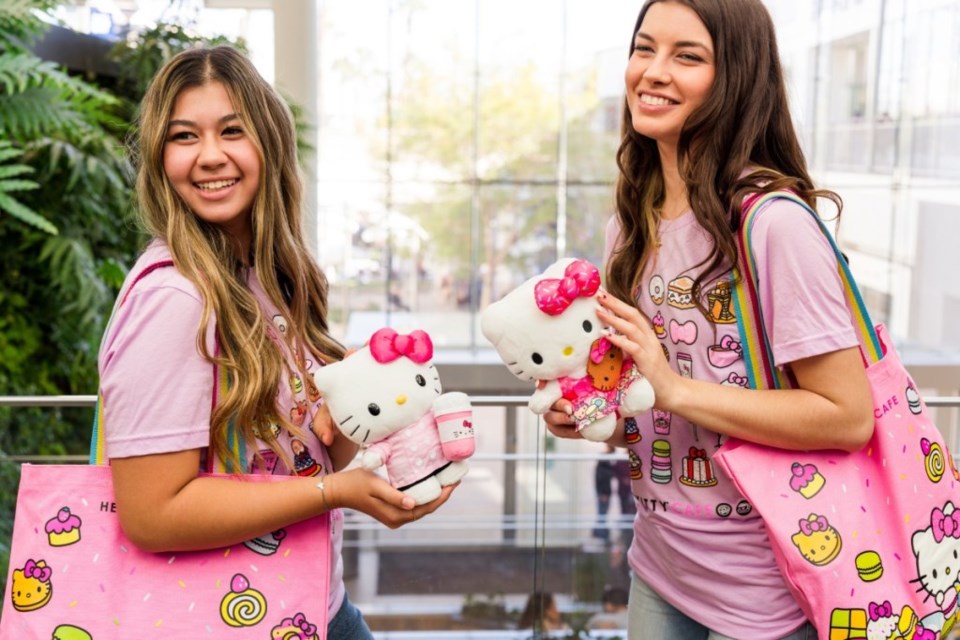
top-left (624, 417), bottom-right (641, 444)
top-left (45, 506), bottom-right (82, 547)
top-left (679, 447), bottom-right (717, 487)
top-left (789, 462), bottom-right (826, 499)
top-left (652, 311), bottom-right (666, 338)
top-left (650, 439), bottom-right (672, 484)
top-left (706, 280), bottom-right (736, 324)
top-left (666, 276), bottom-right (695, 309)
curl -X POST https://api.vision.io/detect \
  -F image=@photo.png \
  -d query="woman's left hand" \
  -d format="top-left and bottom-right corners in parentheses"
top-left (596, 290), bottom-right (679, 408)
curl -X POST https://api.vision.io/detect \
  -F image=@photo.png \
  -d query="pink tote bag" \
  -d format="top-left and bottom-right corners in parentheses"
top-left (713, 192), bottom-right (960, 640)
top-left (1, 260), bottom-right (330, 638)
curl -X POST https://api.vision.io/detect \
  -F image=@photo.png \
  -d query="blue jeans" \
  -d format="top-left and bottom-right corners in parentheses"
top-left (327, 593), bottom-right (374, 640)
top-left (627, 576), bottom-right (817, 640)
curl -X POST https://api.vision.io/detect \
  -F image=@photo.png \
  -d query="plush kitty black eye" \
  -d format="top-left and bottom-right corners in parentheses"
top-left (415, 374), bottom-right (426, 386)
top-left (582, 320), bottom-right (592, 332)
top-left (532, 353), bottom-right (543, 365)
top-left (368, 403), bottom-right (380, 416)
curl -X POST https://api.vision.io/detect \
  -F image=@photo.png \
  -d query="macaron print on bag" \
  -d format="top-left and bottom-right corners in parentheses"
top-left (713, 192), bottom-right (960, 640)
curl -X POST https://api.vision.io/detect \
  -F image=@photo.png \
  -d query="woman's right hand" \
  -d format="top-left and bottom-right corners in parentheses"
top-left (322, 467), bottom-right (458, 529)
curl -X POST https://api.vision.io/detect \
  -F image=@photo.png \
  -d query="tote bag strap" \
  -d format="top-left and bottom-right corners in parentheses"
top-left (730, 191), bottom-right (883, 390)
top-left (90, 260), bottom-right (244, 473)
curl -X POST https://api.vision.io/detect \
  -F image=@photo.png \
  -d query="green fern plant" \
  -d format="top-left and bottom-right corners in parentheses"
top-left (0, 140), bottom-right (52, 234)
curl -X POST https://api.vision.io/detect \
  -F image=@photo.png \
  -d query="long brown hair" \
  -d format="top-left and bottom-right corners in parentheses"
top-left (606, 0), bottom-right (841, 313)
top-left (132, 46), bottom-right (345, 470)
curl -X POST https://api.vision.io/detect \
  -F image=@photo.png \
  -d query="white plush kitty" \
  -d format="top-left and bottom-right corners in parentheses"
top-left (481, 257), bottom-right (655, 441)
top-left (312, 328), bottom-right (474, 505)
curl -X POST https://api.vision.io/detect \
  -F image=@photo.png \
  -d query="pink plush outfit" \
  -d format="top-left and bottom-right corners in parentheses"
top-left (365, 411), bottom-right (451, 490)
top-left (558, 361), bottom-right (642, 433)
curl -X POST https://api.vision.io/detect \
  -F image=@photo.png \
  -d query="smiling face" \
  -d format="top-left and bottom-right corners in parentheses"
top-left (162, 81), bottom-right (261, 251)
top-left (625, 1), bottom-right (716, 149)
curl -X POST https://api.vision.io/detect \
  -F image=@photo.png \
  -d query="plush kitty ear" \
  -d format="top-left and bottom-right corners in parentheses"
top-left (480, 297), bottom-right (512, 346)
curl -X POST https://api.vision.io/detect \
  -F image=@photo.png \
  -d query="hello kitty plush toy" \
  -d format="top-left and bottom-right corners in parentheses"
top-left (312, 328), bottom-right (475, 505)
top-left (481, 258), bottom-right (655, 442)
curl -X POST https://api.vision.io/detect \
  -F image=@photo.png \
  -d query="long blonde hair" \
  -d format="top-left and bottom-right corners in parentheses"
top-left (132, 46), bottom-right (345, 470)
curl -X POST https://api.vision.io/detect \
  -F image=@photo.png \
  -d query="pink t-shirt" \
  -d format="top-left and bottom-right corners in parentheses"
top-left (605, 197), bottom-right (859, 639)
top-left (97, 240), bottom-right (346, 618)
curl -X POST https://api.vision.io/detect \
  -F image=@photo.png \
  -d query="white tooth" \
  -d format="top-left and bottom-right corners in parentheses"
top-left (197, 179), bottom-right (236, 190)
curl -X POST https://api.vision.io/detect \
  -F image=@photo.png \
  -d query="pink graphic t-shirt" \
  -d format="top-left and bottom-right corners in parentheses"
top-left (605, 197), bottom-right (860, 639)
top-left (97, 240), bottom-right (346, 618)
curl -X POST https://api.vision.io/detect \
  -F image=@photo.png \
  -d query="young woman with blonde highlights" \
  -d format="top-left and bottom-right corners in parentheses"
top-left (98, 46), bottom-right (454, 639)
top-left (543, 1), bottom-right (873, 638)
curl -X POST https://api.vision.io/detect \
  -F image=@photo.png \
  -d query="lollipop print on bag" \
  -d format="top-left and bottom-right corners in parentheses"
top-left (220, 573), bottom-right (267, 628)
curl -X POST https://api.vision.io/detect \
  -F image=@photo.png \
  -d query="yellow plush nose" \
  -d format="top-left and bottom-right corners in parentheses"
top-left (396, 394), bottom-right (407, 405)
top-left (563, 346), bottom-right (574, 357)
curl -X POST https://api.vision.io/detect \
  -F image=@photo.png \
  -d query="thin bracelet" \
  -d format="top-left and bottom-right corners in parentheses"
top-left (316, 478), bottom-right (329, 510)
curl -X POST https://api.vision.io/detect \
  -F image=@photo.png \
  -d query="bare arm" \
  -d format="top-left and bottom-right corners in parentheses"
top-left (110, 449), bottom-right (456, 553)
top-left (595, 292), bottom-right (874, 452)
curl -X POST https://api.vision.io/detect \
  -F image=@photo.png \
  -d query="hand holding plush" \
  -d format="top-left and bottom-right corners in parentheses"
top-left (313, 328), bottom-right (475, 505)
top-left (480, 258), bottom-right (655, 442)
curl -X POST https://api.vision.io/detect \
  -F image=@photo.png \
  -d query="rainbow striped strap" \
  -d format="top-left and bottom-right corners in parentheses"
top-left (91, 261), bottom-right (244, 472)
top-left (731, 191), bottom-right (882, 391)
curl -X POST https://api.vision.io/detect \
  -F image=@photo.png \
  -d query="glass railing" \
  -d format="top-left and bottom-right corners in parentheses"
top-left (4, 394), bottom-right (960, 638)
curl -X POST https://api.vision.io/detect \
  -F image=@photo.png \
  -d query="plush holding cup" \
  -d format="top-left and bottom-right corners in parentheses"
top-left (313, 328), bottom-right (475, 505)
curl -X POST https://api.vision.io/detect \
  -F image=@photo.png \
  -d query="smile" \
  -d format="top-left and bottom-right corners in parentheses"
top-left (195, 179), bottom-right (238, 191)
top-left (640, 93), bottom-right (677, 106)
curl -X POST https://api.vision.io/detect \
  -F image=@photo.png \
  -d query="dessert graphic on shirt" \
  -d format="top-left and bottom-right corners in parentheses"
top-left (291, 438), bottom-right (321, 477)
top-left (628, 449), bottom-right (643, 479)
top-left (290, 400), bottom-right (308, 427)
top-left (668, 319), bottom-right (697, 345)
top-left (666, 275), bottom-right (695, 309)
top-left (243, 528), bottom-right (287, 556)
top-left (648, 274), bottom-right (665, 305)
top-left (653, 409), bottom-right (671, 435)
top-left (624, 417), bottom-right (641, 444)
top-left (789, 462), bottom-right (826, 499)
top-left (11, 559), bottom-right (53, 611)
top-left (220, 573), bottom-right (267, 627)
top-left (649, 439), bottom-right (672, 484)
top-left (45, 506), bottom-right (82, 546)
top-left (271, 612), bottom-right (321, 639)
top-left (706, 280), bottom-right (736, 324)
top-left (707, 335), bottom-right (742, 369)
top-left (791, 513), bottom-right (842, 566)
top-left (652, 311), bottom-right (666, 339)
top-left (921, 437), bottom-right (946, 484)
top-left (679, 447), bottom-right (717, 487)
top-left (289, 372), bottom-right (304, 395)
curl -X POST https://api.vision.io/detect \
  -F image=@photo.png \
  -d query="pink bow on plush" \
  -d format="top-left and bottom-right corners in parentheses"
top-left (868, 600), bottom-right (892, 621)
top-left (22, 559), bottom-right (51, 582)
top-left (369, 328), bottom-right (433, 364)
top-left (798, 515), bottom-right (830, 536)
top-left (590, 337), bottom-right (613, 364)
top-left (669, 319), bottom-right (698, 345)
top-left (534, 260), bottom-right (601, 316)
top-left (931, 507), bottom-right (960, 542)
